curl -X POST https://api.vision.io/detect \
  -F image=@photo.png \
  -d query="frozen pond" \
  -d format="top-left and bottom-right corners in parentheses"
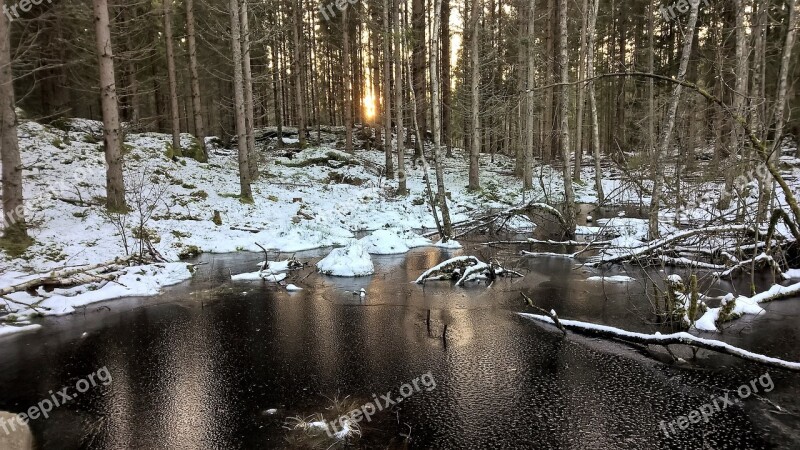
top-left (0, 243), bottom-right (798, 449)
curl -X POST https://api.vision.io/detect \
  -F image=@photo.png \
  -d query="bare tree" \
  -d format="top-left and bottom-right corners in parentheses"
top-left (383, 0), bottom-right (394, 177)
top-left (649, 0), bottom-right (699, 239)
top-left (93, 0), bottom-right (126, 210)
top-left (430, 0), bottom-right (453, 238)
top-left (468, 0), bottom-right (481, 190)
top-left (557, 0), bottom-right (576, 236)
top-left (343, 7), bottom-right (354, 153)
top-left (230, 0), bottom-right (252, 200)
top-left (587, 0), bottom-right (603, 201)
top-left (393, 0), bottom-right (407, 194)
top-left (163, 0), bottom-right (182, 156)
top-left (0, 0), bottom-right (29, 244)
top-left (523, 0), bottom-right (535, 189)
top-left (292, 1), bottom-right (307, 147)
top-left (186, 0), bottom-right (207, 160)
top-left (241, 0), bottom-right (258, 178)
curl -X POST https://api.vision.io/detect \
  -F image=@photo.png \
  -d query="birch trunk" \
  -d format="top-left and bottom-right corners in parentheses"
top-left (163, 0), bottom-right (182, 156)
top-left (186, 0), bottom-right (207, 160)
top-left (93, 0), bottom-right (126, 211)
top-left (649, 0), bottom-right (699, 240)
top-left (229, 0), bottom-right (252, 200)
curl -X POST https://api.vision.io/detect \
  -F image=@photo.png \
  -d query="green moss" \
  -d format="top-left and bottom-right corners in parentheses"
top-left (51, 137), bottom-right (64, 149)
top-left (186, 137), bottom-right (208, 163)
top-left (212, 210), bottom-right (223, 226)
top-left (83, 134), bottom-right (99, 144)
top-left (171, 230), bottom-right (191, 238)
top-left (165, 141), bottom-right (184, 159)
top-left (178, 245), bottom-right (203, 260)
top-left (267, 195), bottom-right (279, 202)
top-left (0, 225), bottom-right (34, 257)
top-left (190, 190), bottom-right (208, 200)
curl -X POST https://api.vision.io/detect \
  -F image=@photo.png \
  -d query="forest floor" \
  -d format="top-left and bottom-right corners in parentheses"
top-left (0, 117), bottom-right (798, 333)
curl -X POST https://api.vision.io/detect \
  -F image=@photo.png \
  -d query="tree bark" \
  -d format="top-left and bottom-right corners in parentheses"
top-left (241, 0), bottom-right (258, 178)
top-left (93, 0), bottom-right (126, 211)
top-left (0, 0), bottom-right (29, 240)
top-left (343, 8), bottom-right (354, 153)
top-left (229, 0), bottom-right (252, 200)
top-left (186, 0), bottom-right (207, 159)
top-left (411, 0), bottom-right (426, 158)
top-left (393, 0), bottom-right (407, 194)
top-left (430, 0), bottom-right (453, 239)
top-left (163, 0), bottom-right (182, 156)
top-left (441, 0), bottom-right (452, 157)
top-left (557, 0), bottom-right (576, 237)
top-left (292, 1), bottom-right (307, 147)
top-left (383, 0), bottom-right (394, 177)
top-left (523, 0), bottom-right (535, 189)
top-left (573, 0), bottom-right (589, 181)
top-left (587, 0), bottom-right (603, 201)
top-left (468, 0), bottom-right (481, 190)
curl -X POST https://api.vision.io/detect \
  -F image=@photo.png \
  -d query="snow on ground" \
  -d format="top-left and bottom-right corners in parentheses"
top-left (3, 263), bottom-right (192, 318)
top-left (359, 229), bottom-right (431, 254)
top-left (316, 241), bottom-right (374, 277)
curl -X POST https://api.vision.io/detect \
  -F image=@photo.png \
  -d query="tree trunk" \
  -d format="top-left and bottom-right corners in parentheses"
top-left (441, 0), bottom-right (452, 157)
top-left (292, 1), bottom-right (307, 147)
top-left (587, 0), bottom-right (603, 202)
top-left (383, 0), bottom-right (394, 177)
top-left (468, 0), bottom-right (481, 190)
top-left (93, 0), bottom-right (126, 211)
top-left (523, 0), bottom-right (535, 189)
top-left (343, 8), bottom-right (354, 153)
top-left (186, 0), bottom-right (207, 159)
top-left (573, 0), bottom-right (588, 181)
top-left (0, 0), bottom-right (29, 241)
top-left (163, 0), bottom-right (182, 156)
top-left (271, 40), bottom-right (283, 140)
top-left (557, 0), bottom-right (576, 237)
top-left (411, 0), bottom-right (426, 158)
top-left (241, 0), bottom-right (258, 178)
top-left (393, 0), bottom-right (407, 194)
top-left (230, 0), bottom-right (252, 200)
top-left (430, 0), bottom-right (453, 239)
top-left (649, 0), bottom-right (699, 240)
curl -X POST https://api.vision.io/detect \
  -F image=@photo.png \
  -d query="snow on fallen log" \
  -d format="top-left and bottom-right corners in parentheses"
top-left (712, 253), bottom-right (784, 280)
top-left (519, 313), bottom-right (800, 372)
top-left (694, 281), bottom-right (800, 332)
top-left (587, 225), bottom-right (755, 266)
top-left (415, 256), bottom-right (522, 286)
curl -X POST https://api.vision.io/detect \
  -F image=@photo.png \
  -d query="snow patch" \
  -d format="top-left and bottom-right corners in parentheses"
top-left (316, 242), bottom-right (375, 277)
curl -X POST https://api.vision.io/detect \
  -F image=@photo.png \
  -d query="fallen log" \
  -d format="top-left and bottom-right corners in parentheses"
top-left (0, 258), bottom-right (130, 297)
top-left (520, 313), bottom-right (800, 372)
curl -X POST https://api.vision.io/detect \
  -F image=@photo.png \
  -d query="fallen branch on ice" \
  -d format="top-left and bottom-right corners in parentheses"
top-left (520, 313), bottom-right (800, 372)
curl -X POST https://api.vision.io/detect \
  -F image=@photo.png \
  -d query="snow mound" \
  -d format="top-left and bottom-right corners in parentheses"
top-left (434, 239), bottom-right (463, 249)
top-left (286, 284), bottom-right (303, 291)
top-left (359, 229), bottom-right (431, 254)
top-left (317, 242), bottom-right (374, 277)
